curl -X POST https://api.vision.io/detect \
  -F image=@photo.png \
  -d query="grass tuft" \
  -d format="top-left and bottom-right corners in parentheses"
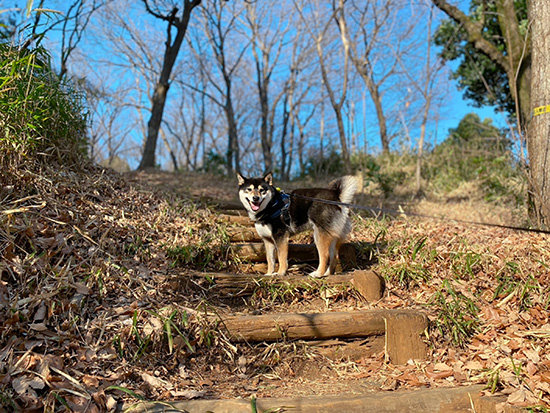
top-left (430, 279), bottom-right (481, 347)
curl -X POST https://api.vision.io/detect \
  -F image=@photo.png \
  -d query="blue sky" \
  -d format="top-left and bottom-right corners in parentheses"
top-left (4, 0), bottom-right (514, 172)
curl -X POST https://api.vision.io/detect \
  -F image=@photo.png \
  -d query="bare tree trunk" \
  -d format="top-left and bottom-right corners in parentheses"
top-left (527, 0), bottom-right (550, 226)
top-left (226, 93), bottom-right (240, 173)
top-left (334, 0), bottom-right (399, 154)
top-left (160, 128), bottom-right (179, 171)
top-left (415, 105), bottom-right (429, 195)
top-left (195, 1), bottom-right (247, 174)
top-left (138, 0), bottom-right (201, 170)
top-left (280, 92), bottom-right (291, 181)
top-left (316, 32), bottom-right (350, 170)
top-left (286, 113), bottom-right (296, 179)
top-left (367, 76), bottom-right (390, 152)
top-left (415, 6), bottom-right (435, 196)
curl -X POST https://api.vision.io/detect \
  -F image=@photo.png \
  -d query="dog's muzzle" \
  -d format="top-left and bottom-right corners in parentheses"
top-left (249, 196), bottom-right (262, 211)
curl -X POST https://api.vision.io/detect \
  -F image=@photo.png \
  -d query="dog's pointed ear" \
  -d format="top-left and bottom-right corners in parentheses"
top-left (263, 172), bottom-right (273, 186)
top-left (236, 172), bottom-right (245, 186)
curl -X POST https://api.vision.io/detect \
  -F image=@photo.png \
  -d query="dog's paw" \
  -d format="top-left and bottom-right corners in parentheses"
top-left (309, 270), bottom-right (328, 278)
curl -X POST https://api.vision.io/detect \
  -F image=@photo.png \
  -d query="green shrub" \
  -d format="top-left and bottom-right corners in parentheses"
top-left (352, 152), bottom-right (411, 196)
top-left (422, 113), bottom-right (524, 204)
top-left (0, 43), bottom-right (88, 164)
top-left (302, 147), bottom-right (345, 178)
top-left (201, 150), bottom-right (227, 175)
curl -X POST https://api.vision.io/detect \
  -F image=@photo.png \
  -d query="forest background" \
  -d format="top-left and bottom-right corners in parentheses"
top-left (2, 0), bottom-right (516, 185)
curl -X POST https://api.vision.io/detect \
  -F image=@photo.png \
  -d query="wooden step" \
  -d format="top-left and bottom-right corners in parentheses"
top-left (128, 384), bottom-right (514, 413)
top-left (192, 271), bottom-right (352, 294)
top-left (218, 214), bottom-right (251, 225)
top-left (208, 199), bottom-right (243, 211)
top-left (225, 226), bottom-right (260, 242)
top-left (218, 309), bottom-right (428, 364)
top-left (231, 242), bottom-right (357, 268)
top-left (190, 270), bottom-right (384, 302)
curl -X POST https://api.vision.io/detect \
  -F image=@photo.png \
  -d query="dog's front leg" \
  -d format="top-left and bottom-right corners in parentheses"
top-left (263, 238), bottom-right (277, 275)
top-left (274, 233), bottom-right (289, 276)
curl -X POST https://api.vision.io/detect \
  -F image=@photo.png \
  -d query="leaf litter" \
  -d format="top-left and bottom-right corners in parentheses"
top-left (0, 163), bottom-right (549, 411)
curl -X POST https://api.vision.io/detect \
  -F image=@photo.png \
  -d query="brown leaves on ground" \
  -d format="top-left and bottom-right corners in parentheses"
top-left (1, 164), bottom-right (549, 410)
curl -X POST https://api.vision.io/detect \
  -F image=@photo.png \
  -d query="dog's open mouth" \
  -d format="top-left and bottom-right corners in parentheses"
top-left (248, 199), bottom-right (262, 211)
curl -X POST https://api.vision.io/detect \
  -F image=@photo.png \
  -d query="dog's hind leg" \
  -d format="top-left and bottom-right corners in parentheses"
top-left (263, 239), bottom-right (277, 275)
top-left (326, 217), bottom-right (352, 275)
top-left (310, 227), bottom-right (332, 278)
top-left (326, 238), bottom-right (339, 275)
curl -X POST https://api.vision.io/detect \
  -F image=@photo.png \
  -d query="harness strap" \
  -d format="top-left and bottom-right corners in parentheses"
top-left (255, 190), bottom-right (291, 225)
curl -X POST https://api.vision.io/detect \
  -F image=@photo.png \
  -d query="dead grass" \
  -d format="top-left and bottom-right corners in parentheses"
top-left (1, 164), bottom-right (549, 411)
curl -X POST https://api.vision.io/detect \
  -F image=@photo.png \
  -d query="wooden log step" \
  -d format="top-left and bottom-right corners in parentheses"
top-left (225, 226), bottom-right (260, 242)
top-left (209, 200), bottom-right (243, 211)
top-left (220, 310), bottom-right (383, 340)
top-left (218, 214), bottom-right (251, 225)
top-left (191, 270), bottom-right (384, 302)
top-left (219, 309), bottom-right (428, 364)
top-left (192, 271), bottom-right (352, 296)
top-left (128, 384), bottom-right (513, 413)
top-left (231, 242), bottom-right (357, 267)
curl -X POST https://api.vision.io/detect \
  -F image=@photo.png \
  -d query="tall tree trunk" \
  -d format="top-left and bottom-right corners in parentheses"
top-left (223, 74), bottom-right (239, 173)
top-left (366, 75), bottom-right (389, 153)
top-left (315, 25), bottom-right (351, 172)
top-left (225, 96), bottom-right (239, 173)
top-left (280, 93), bottom-right (290, 181)
top-left (160, 128), bottom-right (179, 171)
top-left (415, 105), bottom-right (429, 195)
top-left (258, 77), bottom-right (272, 173)
top-left (527, 0), bottom-right (550, 227)
top-left (415, 5), bottom-right (435, 196)
top-left (138, 1), bottom-right (201, 170)
top-left (495, 0), bottom-right (531, 126)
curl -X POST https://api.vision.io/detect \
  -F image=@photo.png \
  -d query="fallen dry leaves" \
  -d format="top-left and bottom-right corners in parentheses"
top-left (1, 162), bottom-right (549, 411)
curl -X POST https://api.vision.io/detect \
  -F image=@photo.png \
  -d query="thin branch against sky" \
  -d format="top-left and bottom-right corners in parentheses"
top-left (24, 0), bottom-right (509, 173)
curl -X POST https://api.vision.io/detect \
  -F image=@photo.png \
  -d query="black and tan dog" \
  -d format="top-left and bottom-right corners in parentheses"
top-left (237, 172), bottom-right (359, 277)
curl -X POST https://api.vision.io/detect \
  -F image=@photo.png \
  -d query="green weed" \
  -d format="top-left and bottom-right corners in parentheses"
top-left (0, 43), bottom-right (87, 163)
top-left (431, 279), bottom-right (481, 346)
top-left (166, 243), bottom-right (215, 269)
top-left (130, 310), bottom-right (151, 361)
top-left (484, 367), bottom-right (501, 393)
top-left (450, 251), bottom-right (483, 279)
top-left (146, 308), bottom-right (195, 354)
top-left (383, 236), bottom-right (435, 288)
top-left (0, 389), bottom-right (16, 411)
top-left (493, 272), bottom-right (541, 311)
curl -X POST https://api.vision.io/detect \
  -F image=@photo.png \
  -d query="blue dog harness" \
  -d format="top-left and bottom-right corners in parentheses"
top-left (258, 190), bottom-right (291, 226)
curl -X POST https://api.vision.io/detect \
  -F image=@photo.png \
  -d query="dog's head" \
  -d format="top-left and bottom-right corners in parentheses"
top-left (237, 172), bottom-right (274, 215)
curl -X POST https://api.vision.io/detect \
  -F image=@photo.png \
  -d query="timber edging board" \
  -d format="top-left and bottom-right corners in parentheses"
top-left (127, 384), bottom-right (515, 413)
top-left (218, 309), bottom-right (428, 364)
top-left (191, 270), bottom-right (384, 302)
top-left (192, 271), bottom-right (353, 295)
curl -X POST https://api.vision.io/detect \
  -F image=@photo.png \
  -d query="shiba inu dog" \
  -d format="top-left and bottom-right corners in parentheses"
top-left (237, 172), bottom-right (359, 277)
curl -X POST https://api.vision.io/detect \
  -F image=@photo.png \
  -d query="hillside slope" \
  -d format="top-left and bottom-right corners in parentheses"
top-left (1, 164), bottom-right (549, 411)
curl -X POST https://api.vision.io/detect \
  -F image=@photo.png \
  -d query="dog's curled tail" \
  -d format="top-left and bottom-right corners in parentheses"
top-left (329, 175), bottom-right (361, 204)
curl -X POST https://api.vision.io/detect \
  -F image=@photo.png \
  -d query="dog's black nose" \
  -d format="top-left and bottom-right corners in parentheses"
top-left (252, 196), bottom-right (260, 202)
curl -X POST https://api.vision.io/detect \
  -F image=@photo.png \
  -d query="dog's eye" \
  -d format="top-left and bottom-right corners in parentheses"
top-left (259, 188), bottom-right (266, 194)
